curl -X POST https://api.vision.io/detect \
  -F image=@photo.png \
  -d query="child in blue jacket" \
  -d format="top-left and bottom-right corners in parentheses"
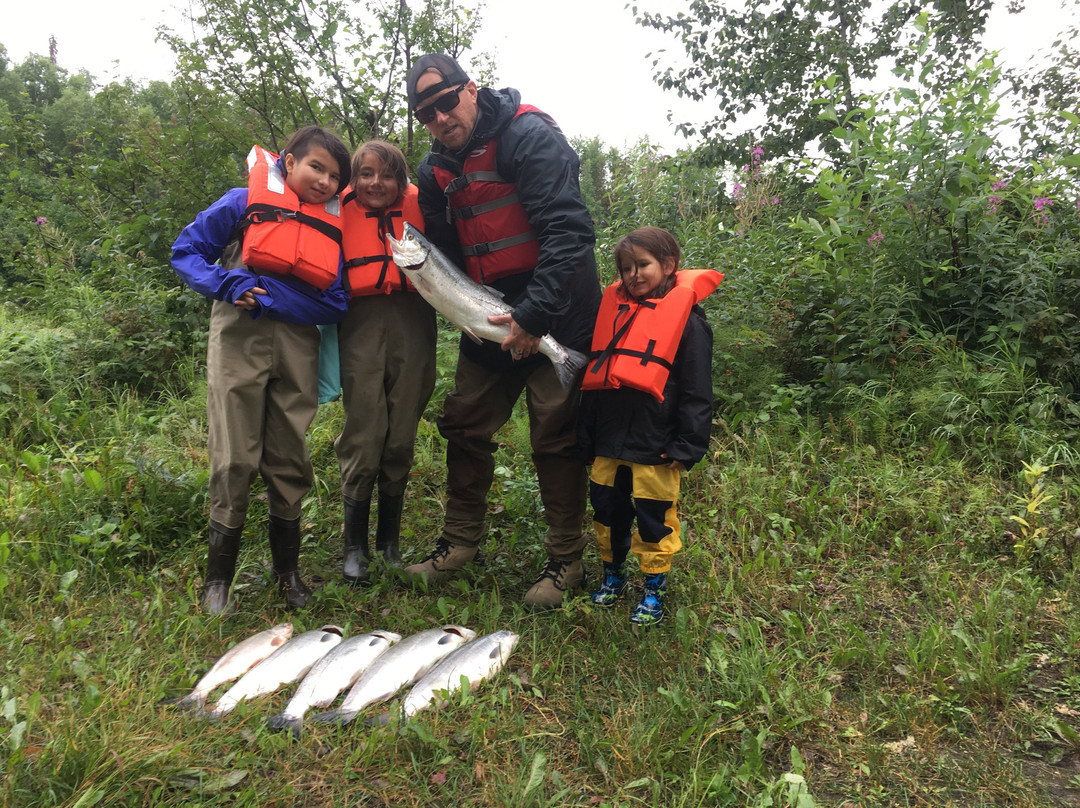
top-left (171, 125), bottom-right (351, 615)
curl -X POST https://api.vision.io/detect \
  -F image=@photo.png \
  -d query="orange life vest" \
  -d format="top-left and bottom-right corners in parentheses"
top-left (430, 105), bottom-right (554, 284)
top-left (582, 269), bottom-right (724, 402)
top-left (340, 183), bottom-right (424, 297)
top-left (240, 144), bottom-right (343, 290)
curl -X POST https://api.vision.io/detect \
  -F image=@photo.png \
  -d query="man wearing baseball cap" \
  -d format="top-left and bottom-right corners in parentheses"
top-left (403, 53), bottom-right (602, 611)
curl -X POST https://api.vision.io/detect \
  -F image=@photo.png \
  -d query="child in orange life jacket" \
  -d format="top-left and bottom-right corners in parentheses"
top-left (171, 126), bottom-right (352, 616)
top-left (332, 140), bottom-right (435, 586)
top-left (578, 226), bottom-right (722, 627)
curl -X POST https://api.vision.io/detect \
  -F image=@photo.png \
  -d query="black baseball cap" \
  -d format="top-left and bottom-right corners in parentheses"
top-left (406, 54), bottom-right (471, 109)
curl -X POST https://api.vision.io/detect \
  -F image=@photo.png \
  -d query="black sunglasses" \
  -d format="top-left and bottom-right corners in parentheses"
top-left (414, 83), bottom-right (468, 124)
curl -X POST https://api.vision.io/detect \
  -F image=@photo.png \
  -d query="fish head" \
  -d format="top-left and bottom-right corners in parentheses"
top-left (387, 222), bottom-right (430, 271)
top-left (492, 630), bottom-right (520, 661)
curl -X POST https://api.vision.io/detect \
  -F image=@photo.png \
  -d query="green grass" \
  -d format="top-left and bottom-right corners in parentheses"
top-left (2, 339), bottom-right (1080, 807)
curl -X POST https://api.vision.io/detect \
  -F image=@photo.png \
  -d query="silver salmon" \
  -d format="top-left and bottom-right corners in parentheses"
top-left (205, 625), bottom-right (343, 718)
top-left (172, 623), bottom-right (293, 710)
top-left (310, 625), bottom-right (476, 726)
top-left (265, 629), bottom-right (401, 737)
top-left (401, 629), bottom-right (519, 718)
top-left (387, 223), bottom-right (588, 391)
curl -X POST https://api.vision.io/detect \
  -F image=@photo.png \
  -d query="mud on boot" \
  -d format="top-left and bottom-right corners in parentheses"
top-left (590, 561), bottom-right (627, 608)
top-left (630, 572), bottom-right (667, 628)
top-left (524, 557), bottom-right (586, 611)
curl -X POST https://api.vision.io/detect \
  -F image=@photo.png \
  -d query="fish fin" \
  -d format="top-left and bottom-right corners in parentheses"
top-left (462, 327), bottom-right (484, 345)
top-left (482, 285), bottom-right (505, 300)
top-left (266, 713), bottom-right (303, 738)
top-left (552, 347), bottom-right (589, 391)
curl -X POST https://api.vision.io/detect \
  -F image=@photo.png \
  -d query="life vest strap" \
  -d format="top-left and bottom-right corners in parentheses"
top-left (461, 229), bottom-right (537, 258)
top-left (344, 255), bottom-right (390, 269)
top-left (241, 203), bottom-right (343, 245)
top-left (453, 193), bottom-right (522, 221)
top-left (594, 343), bottom-right (674, 371)
top-left (443, 170), bottom-right (506, 196)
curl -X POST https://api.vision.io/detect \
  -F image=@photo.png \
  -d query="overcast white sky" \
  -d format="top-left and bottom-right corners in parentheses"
top-left (4, 0), bottom-right (1077, 152)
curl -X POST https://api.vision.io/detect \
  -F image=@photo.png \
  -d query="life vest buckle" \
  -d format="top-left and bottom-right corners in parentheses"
top-left (249, 209), bottom-right (298, 224)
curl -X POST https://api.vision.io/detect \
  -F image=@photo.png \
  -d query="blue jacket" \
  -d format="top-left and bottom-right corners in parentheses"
top-left (171, 186), bottom-right (348, 325)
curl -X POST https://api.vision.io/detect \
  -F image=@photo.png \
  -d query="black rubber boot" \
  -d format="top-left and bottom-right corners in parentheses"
top-left (201, 520), bottom-right (242, 616)
top-left (342, 496), bottom-right (372, 586)
top-left (375, 491), bottom-right (405, 568)
top-left (267, 515), bottom-right (313, 610)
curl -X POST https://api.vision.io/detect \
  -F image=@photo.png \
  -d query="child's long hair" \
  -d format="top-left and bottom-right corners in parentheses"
top-left (614, 226), bottom-right (681, 300)
top-left (280, 125), bottom-right (352, 195)
top-left (350, 140), bottom-right (410, 203)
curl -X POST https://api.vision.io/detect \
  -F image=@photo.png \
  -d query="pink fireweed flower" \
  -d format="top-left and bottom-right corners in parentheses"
top-left (867, 230), bottom-right (884, 248)
top-left (986, 195), bottom-right (1001, 215)
top-left (991, 179), bottom-right (1009, 192)
top-left (732, 181), bottom-right (744, 200)
top-left (1033, 197), bottom-right (1053, 226)
top-left (35, 217), bottom-right (47, 226)
top-left (752, 145), bottom-right (765, 164)
top-left (771, 196), bottom-right (780, 205)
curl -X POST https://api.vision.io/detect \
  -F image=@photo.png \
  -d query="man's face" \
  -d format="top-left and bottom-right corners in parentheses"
top-left (414, 70), bottom-right (479, 151)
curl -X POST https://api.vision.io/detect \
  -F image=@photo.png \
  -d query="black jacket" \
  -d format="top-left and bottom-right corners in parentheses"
top-left (415, 86), bottom-right (601, 371)
top-left (578, 306), bottom-right (714, 470)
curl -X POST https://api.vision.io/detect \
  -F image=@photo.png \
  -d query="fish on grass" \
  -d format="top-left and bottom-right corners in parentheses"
top-left (401, 629), bottom-right (519, 719)
top-left (387, 224), bottom-right (588, 392)
top-left (168, 623), bottom-right (293, 711)
top-left (310, 625), bottom-right (476, 727)
top-left (203, 625), bottom-right (343, 719)
top-left (265, 630), bottom-right (401, 738)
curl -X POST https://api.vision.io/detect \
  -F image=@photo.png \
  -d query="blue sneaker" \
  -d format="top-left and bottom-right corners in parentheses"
top-left (630, 573), bottom-right (667, 627)
top-left (590, 561), bottom-right (627, 607)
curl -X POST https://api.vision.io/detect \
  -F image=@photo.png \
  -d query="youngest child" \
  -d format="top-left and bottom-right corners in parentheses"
top-left (578, 226), bottom-right (722, 627)
top-left (171, 125), bottom-right (352, 615)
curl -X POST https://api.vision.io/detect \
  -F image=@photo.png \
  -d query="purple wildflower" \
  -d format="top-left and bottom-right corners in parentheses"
top-left (867, 230), bottom-right (884, 248)
top-left (991, 179), bottom-right (1009, 192)
top-left (986, 195), bottom-right (1001, 215)
top-left (732, 181), bottom-right (744, 200)
top-left (35, 217), bottom-right (47, 226)
top-left (1033, 197), bottom-right (1053, 225)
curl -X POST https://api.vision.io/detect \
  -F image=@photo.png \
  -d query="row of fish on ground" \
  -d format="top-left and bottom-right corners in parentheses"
top-left (168, 623), bottom-right (518, 737)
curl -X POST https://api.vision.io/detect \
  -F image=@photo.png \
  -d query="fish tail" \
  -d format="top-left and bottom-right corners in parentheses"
top-left (266, 712), bottom-right (303, 738)
top-left (159, 693), bottom-right (200, 710)
top-left (175, 693), bottom-right (205, 711)
top-left (553, 347), bottom-right (589, 392)
top-left (309, 708), bottom-right (342, 725)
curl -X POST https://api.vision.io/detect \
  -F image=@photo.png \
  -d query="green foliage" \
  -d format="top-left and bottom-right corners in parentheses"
top-left (637, 1), bottom-right (993, 159)
top-left (158, 0), bottom-right (488, 155)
